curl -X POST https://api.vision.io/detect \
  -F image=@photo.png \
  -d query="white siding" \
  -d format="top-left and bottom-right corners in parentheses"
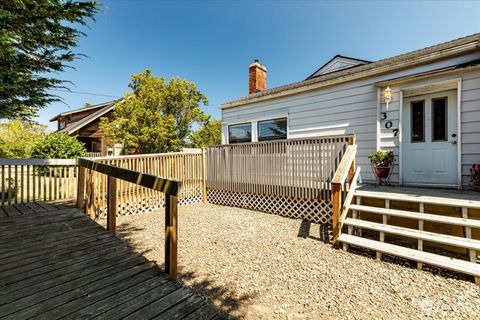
top-left (222, 52), bottom-right (480, 186)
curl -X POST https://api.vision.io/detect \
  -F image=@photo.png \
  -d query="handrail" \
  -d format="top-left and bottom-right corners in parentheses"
top-left (332, 166), bottom-right (361, 244)
top-left (77, 158), bottom-right (180, 196)
top-left (76, 157), bottom-right (180, 280)
top-left (331, 144), bottom-right (358, 243)
top-left (93, 151), bottom-right (201, 161)
top-left (331, 145), bottom-right (357, 185)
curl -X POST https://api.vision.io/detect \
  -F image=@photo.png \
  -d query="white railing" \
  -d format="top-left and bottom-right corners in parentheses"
top-left (0, 158), bottom-right (77, 205)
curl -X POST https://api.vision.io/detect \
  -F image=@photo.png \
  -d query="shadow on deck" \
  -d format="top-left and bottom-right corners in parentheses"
top-left (0, 201), bottom-right (228, 319)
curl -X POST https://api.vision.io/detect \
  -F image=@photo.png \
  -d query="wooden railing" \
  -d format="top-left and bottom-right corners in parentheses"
top-left (86, 152), bottom-right (102, 158)
top-left (331, 144), bottom-right (359, 243)
top-left (207, 135), bottom-right (353, 201)
top-left (77, 157), bottom-right (180, 280)
top-left (86, 151), bottom-right (205, 217)
top-left (0, 158), bottom-right (77, 205)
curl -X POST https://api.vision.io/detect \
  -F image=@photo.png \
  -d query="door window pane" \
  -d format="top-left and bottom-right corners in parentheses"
top-left (411, 100), bottom-right (424, 142)
top-left (228, 123), bottom-right (251, 143)
top-left (432, 97), bottom-right (447, 142)
top-left (258, 118), bottom-right (287, 141)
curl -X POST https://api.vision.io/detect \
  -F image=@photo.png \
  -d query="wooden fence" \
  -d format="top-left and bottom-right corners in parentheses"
top-left (0, 158), bottom-right (77, 205)
top-left (0, 136), bottom-right (353, 224)
top-left (206, 135), bottom-right (353, 224)
top-left (86, 152), bottom-right (102, 158)
top-left (84, 151), bottom-right (205, 218)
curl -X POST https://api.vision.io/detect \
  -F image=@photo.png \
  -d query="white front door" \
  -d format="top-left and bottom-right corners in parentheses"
top-left (403, 90), bottom-right (458, 186)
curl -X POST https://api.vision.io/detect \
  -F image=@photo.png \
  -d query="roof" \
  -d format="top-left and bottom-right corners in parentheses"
top-left (305, 55), bottom-right (371, 80)
top-left (221, 33), bottom-right (480, 109)
top-left (49, 100), bottom-right (120, 121)
top-left (55, 101), bottom-right (117, 135)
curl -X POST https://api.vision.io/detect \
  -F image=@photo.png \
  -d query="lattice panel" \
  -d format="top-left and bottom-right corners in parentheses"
top-left (207, 188), bottom-right (332, 225)
top-left (95, 186), bottom-right (202, 218)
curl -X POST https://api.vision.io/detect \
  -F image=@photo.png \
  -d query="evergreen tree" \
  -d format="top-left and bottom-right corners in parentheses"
top-left (0, 0), bottom-right (99, 119)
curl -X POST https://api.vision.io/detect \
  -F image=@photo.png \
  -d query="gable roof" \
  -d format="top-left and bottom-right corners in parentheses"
top-left (306, 55), bottom-right (371, 79)
top-left (55, 100), bottom-right (117, 135)
top-left (221, 33), bottom-right (480, 109)
top-left (49, 100), bottom-right (120, 122)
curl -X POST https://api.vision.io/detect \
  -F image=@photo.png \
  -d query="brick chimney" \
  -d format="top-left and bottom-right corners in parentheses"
top-left (249, 59), bottom-right (267, 94)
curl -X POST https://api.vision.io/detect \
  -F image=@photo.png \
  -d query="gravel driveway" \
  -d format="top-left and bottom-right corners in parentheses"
top-left (104, 204), bottom-right (480, 319)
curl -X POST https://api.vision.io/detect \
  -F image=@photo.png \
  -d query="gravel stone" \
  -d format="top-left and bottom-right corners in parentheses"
top-left (101, 204), bottom-right (480, 319)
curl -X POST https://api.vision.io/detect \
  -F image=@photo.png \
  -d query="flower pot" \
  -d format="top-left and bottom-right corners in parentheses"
top-left (374, 166), bottom-right (391, 179)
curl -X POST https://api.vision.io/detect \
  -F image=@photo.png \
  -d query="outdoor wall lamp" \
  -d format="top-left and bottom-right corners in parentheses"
top-left (383, 86), bottom-right (392, 109)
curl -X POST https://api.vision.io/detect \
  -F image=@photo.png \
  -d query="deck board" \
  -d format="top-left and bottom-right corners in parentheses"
top-left (0, 202), bottom-right (219, 319)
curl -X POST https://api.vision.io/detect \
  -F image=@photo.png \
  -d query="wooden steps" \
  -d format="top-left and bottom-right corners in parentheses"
top-left (338, 234), bottom-right (480, 278)
top-left (349, 204), bottom-right (480, 229)
top-left (344, 218), bottom-right (480, 251)
top-left (336, 188), bottom-right (480, 284)
top-left (354, 190), bottom-right (480, 209)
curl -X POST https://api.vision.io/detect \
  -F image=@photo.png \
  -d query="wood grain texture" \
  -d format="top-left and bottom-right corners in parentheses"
top-left (0, 203), bottom-right (217, 319)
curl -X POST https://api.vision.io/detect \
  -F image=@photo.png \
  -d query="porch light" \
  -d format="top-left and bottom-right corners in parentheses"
top-left (384, 86), bottom-right (392, 108)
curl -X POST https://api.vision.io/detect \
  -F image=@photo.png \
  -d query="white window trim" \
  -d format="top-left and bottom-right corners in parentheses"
top-left (223, 113), bottom-right (289, 144)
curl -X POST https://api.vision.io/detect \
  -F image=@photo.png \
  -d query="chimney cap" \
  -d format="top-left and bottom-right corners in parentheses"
top-left (249, 59), bottom-right (267, 71)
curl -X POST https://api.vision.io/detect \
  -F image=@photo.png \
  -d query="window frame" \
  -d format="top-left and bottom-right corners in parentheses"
top-left (410, 99), bottom-right (425, 143)
top-left (431, 96), bottom-right (448, 142)
top-left (257, 117), bottom-right (288, 142)
top-left (227, 122), bottom-right (252, 144)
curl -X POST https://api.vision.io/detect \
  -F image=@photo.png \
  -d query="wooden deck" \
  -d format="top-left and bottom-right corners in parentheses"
top-left (0, 202), bottom-right (221, 319)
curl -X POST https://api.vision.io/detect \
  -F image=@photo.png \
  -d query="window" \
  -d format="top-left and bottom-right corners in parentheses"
top-left (228, 123), bottom-right (251, 144)
top-left (257, 118), bottom-right (287, 141)
top-left (411, 100), bottom-right (424, 142)
top-left (59, 121), bottom-right (66, 130)
top-left (432, 97), bottom-right (447, 142)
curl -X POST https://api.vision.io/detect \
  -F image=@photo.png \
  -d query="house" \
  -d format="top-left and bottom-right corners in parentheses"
top-left (220, 33), bottom-right (480, 189)
top-left (50, 100), bottom-right (123, 156)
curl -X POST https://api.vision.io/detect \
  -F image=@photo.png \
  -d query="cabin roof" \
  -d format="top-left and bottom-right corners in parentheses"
top-left (49, 100), bottom-right (120, 121)
top-left (55, 101), bottom-right (116, 135)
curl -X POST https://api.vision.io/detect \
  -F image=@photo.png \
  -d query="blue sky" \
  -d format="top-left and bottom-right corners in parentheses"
top-left (38, 0), bottom-right (480, 129)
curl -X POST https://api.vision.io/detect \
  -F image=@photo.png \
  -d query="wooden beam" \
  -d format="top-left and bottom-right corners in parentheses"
top-left (331, 183), bottom-right (341, 244)
top-left (165, 194), bottom-right (178, 280)
top-left (77, 158), bottom-right (180, 196)
top-left (77, 166), bottom-right (85, 211)
top-left (201, 148), bottom-right (207, 204)
top-left (107, 175), bottom-right (117, 235)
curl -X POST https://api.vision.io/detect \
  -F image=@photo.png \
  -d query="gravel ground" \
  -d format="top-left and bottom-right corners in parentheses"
top-left (101, 204), bottom-right (480, 319)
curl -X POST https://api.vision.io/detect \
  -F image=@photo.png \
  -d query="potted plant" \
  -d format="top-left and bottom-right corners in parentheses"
top-left (471, 164), bottom-right (480, 190)
top-left (369, 149), bottom-right (394, 179)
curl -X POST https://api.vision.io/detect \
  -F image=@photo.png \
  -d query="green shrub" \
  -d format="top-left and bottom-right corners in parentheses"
top-left (368, 149), bottom-right (394, 167)
top-left (31, 133), bottom-right (86, 159)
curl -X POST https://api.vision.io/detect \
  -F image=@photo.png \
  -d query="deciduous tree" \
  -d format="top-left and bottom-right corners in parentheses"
top-left (190, 120), bottom-right (222, 148)
top-left (0, 119), bottom-right (46, 157)
top-left (100, 69), bottom-right (209, 154)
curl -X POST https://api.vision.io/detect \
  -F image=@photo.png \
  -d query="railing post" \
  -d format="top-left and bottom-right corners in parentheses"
top-left (107, 175), bottom-right (117, 235)
top-left (77, 165), bottom-right (85, 211)
top-left (87, 169), bottom-right (96, 219)
top-left (201, 148), bottom-right (207, 204)
top-left (331, 182), bottom-right (342, 243)
top-left (165, 194), bottom-right (178, 280)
